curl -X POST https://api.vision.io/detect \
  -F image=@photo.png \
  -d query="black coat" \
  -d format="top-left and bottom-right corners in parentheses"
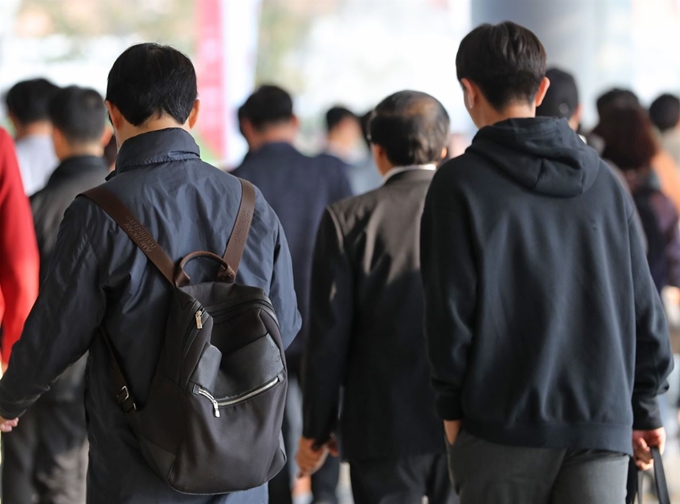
top-left (233, 143), bottom-right (353, 359)
top-left (29, 155), bottom-right (108, 403)
top-left (0, 129), bottom-right (301, 503)
top-left (302, 169), bottom-right (445, 461)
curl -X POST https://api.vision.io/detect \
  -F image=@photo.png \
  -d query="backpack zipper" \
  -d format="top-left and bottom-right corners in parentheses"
top-left (195, 309), bottom-right (204, 329)
top-left (196, 376), bottom-right (281, 418)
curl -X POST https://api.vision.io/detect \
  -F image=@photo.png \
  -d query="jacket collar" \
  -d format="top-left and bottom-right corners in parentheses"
top-left (383, 165), bottom-right (436, 185)
top-left (49, 155), bottom-right (108, 183)
top-left (110, 128), bottom-right (201, 179)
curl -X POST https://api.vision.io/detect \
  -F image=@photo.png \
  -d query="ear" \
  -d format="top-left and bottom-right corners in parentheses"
top-left (187, 99), bottom-right (200, 129)
top-left (440, 146), bottom-right (449, 161)
top-left (105, 101), bottom-right (125, 131)
top-left (289, 114), bottom-right (300, 130)
top-left (460, 78), bottom-right (478, 110)
top-left (534, 76), bottom-right (551, 107)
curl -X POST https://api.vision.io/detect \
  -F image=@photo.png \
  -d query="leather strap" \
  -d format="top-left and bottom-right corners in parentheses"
top-left (82, 186), bottom-right (176, 285)
top-left (100, 328), bottom-right (137, 416)
top-left (626, 447), bottom-right (670, 504)
top-left (221, 180), bottom-right (256, 281)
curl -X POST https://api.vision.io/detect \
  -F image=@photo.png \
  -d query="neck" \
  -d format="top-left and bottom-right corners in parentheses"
top-left (15, 121), bottom-right (52, 140)
top-left (477, 102), bottom-right (536, 129)
top-left (60, 143), bottom-right (104, 161)
top-left (116, 116), bottom-right (187, 147)
top-left (250, 124), bottom-right (295, 152)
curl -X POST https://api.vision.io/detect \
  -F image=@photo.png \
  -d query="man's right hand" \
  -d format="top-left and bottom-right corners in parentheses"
top-left (632, 427), bottom-right (666, 471)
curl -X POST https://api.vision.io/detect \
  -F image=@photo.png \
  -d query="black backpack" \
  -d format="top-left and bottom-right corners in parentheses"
top-left (633, 187), bottom-right (668, 292)
top-left (81, 179), bottom-right (287, 494)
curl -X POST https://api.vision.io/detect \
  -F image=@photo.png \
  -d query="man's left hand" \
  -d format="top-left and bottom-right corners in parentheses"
top-left (0, 416), bottom-right (18, 432)
top-left (296, 436), bottom-right (338, 477)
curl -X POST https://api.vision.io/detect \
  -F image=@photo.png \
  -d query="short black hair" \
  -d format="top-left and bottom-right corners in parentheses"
top-left (596, 88), bottom-right (639, 120)
top-left (5, 78), bottom-right (60, 125)
top-left (592, 106), bottom-right (658, 171)
top-left (369, 90), bottom-right (450, 166)
top-left (325, 106), bottom-right (357, 133)
top-left (106, 43), bottom-right (197, 126)
top-left (536, 68), bottom-right (579, 120)
top-left (649, 94), bottom-right (680, 132)
top-left (49, 86), bottom-right (106, 144)
top-left (456, 22), bottom-right (547, 111)
top-left (238, 85), bottom-right (293, 131)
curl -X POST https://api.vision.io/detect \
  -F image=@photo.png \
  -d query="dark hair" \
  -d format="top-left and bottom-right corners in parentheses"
top-left (325, 106), bottom-right (356, 132)
top-left (592, 106), bottom-right (658, 171)
top-left (238, 85), bottom-right (293, 131)
top-left (596, 88), bottom-right (640, 120)
top-left (536, 68), bottom-right (579, 120)
top-left (106, 43), bottom-right (197, 126)
top-left (456, 22), bottom-right (547, 111)
top-left (5, 78), bottom-right (60, 125)
top-left (649, 94), bottom-right (680, 133)
top-left (49, 86), bottom-right (106, 144)
top-left (369, 90), bottom-right (450, 166)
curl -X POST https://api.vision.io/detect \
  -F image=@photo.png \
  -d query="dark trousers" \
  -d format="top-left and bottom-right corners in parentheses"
top-left (2, 399), bottom-right (87, 504)
top-left (349, 453), bottom-right (457, 504)
top-left (269, 355), bottom-right (340, 504)
top-left (448, 430), bottom-right (629, 504)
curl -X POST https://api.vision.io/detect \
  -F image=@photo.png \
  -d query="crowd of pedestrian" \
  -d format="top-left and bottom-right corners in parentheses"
top-left (0, 20), bottom-right (676, 504)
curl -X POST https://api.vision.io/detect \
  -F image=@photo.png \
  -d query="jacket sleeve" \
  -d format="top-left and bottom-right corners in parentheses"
top-left (0, 129), bottom-right (39, 365)
top-left (420, 181), bottom-right (478, 421)
top-left (0, 198), bottom-right (104, 418)
top-left (628, 214), bottom-right (674, 429)
top-left (269, 218), bottom-right (302, 350)
top-left (302, 208), bottom-right (353, 443)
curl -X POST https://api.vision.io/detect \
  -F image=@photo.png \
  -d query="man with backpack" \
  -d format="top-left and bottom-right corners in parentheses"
top-left (0, 43), bottom-right (300, 504)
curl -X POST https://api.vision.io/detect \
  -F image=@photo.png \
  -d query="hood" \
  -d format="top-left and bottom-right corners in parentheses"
top-left (467, 117), bottom-right (601, 198)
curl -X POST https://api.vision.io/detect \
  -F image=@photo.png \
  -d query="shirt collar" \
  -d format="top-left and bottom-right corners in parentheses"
top-left (110, 128), bottom-right (200, 178)
top-left (383, 164), bottom-right (436, 184)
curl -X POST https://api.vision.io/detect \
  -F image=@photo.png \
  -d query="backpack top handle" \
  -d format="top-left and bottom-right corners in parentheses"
top-left (81, 179), bottom-right (257, 287)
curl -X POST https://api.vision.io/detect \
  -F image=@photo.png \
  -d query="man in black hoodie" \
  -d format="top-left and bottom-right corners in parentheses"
top-left (421, 22), bottom-right (674, 504)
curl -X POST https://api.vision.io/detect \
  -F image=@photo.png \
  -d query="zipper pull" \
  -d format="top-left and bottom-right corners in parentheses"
top-left (212, 402), bottom-right (221, 418)
top-left (195, 310), bottom-right (203, 330)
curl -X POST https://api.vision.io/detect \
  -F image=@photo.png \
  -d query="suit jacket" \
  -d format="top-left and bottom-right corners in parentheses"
top-left (233, 142), bottom-right (353, 358)
top-left (302, 169), bottom-right (445, 462)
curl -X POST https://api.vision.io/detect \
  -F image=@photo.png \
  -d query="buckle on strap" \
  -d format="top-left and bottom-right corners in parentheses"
top-left (116, 386), bottom-right (137, 415)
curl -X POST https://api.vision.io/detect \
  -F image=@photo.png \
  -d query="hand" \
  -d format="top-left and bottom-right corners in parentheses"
top-left (295, 436), bottom-right (338, 477)
top-left (632, 427), bottom-right (666, 471)
top-left (444, 420), bottom-right (462, 445)
top-left (0, 416), bottom-right (18, 433)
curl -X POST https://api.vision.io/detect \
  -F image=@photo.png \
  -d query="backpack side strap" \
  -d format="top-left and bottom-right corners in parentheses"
top-left (81, 186), bottom-right (176, 285)
top-left (221, 179), bottom-right (256, 281)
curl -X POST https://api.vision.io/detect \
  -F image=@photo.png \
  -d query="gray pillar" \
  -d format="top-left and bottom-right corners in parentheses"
top-left (471, 0), bottom-right (633, 127)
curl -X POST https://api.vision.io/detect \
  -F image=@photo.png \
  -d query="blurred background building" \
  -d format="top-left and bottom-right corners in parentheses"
top-left (2, 0), bottom-right (680, 167)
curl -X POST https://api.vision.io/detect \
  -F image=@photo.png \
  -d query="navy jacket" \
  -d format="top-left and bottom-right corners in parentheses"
top-left (422, 118), bottom-right (673, 456)
top-left (233, 142), bottom-right (352, 357)
top-left (0, 129), bottom-right (301, 503)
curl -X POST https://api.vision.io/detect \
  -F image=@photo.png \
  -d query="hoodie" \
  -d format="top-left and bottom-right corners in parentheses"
top-left (421, 117), bottom-right (673, 455)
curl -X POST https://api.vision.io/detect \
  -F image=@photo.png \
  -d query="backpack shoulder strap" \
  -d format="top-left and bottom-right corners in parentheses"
top-left (222, 179), bottom-right (256, 280)
top-left (81, 186), bottom-right (175, 285)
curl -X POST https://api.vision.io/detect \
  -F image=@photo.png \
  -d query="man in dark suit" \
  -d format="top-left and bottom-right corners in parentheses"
top-left (296, 90), bottom-right (458, 504)
top-left (233, 85), bottom-right (352, 504)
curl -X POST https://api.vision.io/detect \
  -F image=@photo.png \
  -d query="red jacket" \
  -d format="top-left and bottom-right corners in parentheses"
top-left (0, 128), bottom-right (39, 364)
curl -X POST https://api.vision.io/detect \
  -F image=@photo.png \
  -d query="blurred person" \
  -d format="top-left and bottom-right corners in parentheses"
top-left (5, 78), bottom-right (60, 195)
top-left (2, 86), bottom-right (109, 504)
top-left (649, 93), bottom-right (680, 167)
top-left (422, 21), bottom-right (673, 504)
top-left (596, 88), bottom-right (680, 212)
top-left (592, 107), bottom-right (680, 293)
top-left (296, 90), bottom-right (457, 504)
top-left (233, 85), bottom-right (352, 504)
top-left (347, 110), bottom-right (387, 195)
top-left (322, 106), bottom-right (362, 164)
top-left (0, 43), bottom-right (300, 504)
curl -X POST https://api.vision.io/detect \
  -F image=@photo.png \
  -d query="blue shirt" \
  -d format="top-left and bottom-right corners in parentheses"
top-left (0, 128), bottom-right (301, 503)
